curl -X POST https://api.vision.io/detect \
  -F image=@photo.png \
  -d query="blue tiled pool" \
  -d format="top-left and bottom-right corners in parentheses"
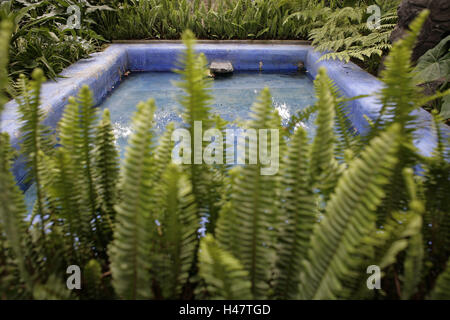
top-left (5, 42), bottom-right (443, 191)
top-left (25, 70), bottom-right (317, 210)
top-left (98, 71), bottom-right (317, 158)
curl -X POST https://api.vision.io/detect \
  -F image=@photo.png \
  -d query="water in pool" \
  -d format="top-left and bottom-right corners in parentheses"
top-left (24, 71), bottom-right (317, 209)
top-left (100, 71), bottom-right (316, 158)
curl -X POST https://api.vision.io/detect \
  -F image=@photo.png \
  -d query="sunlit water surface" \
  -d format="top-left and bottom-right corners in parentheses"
top-left (25, 71), bottom-right (317, 211)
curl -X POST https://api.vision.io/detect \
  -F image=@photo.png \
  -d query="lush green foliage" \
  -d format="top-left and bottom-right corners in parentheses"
top-left (0, 12), bottom-right (449, 300)
top-left (413, 35), bottom-right (450, 120)
top-left (93, 0), bottom-right (398, 74)
top-left (301, 0), bottom-right (399, 73)
top-left (95, 0), bottom-right (313, 41)
top-left (2, 0), bottom-right (108, 96)
top-left (0, 0), bottom-right (403, 93)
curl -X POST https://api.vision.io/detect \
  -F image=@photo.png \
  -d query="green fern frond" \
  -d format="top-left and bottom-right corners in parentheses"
top-left (309, 68), bottom-right (341, 196)
top-left (0, 20), bottom-right (12, 112)
top-left (273, 126), bottom-right (317, 299)
top-left (429, 257), bottom-right (450, 300)
top-left (174, 30), bottom-right (219, 232)
top-left (58, 97), bottom-right (81, 157)
top-left (322, 74), bottom-right (360, 160)
top-left (288, 104), bottom-right (317, 132)
top-left (401, 226), bottom-right (424, 299)
top-left (400, 168), bottom-right (424, 300)
top-left (422, 111), bottom-right (450, 266)
top-left (32, 274), bottom-right (73, 300)
top-left (356, 206), bottom-right (422, 300)
top-left (55, 97), bottom-right (96, 257)
top-left (84, 259), bottom-right (103, 299)
top-left (109, 99), bottom-right (158, 300)
top-left (368, 11), bottom-right (430, 224)
top-left (15, 69), bottom-right (53, 239)
top-left (0, 133), bottom-right (32, 293)
top-left (58, 86), bottom-right (109, 251)
top-left (215, 200), bottom-right (237, 252)
top-left (154, 122), bottom-right (175, 182)
top-left (372, 10), bottom-right (430, 137)
top-left (215, 167), bottom-right (241, 254)
top-left (365, 171), bottom-right (423, 298)
top-left (215, 87), bottom-right (280, 299)
top-left (299, 124), bottom-right (401, 299)
top-left (93, 108), bottom-right (120, 233)
top-left (153, 164), bottom-right (198, 299)
top-left (310, 5), bottom-right (395, 69)
top-left (198, 234), bottom-right (252, 300)
top-left (44, 149), bottom-right (91, 261)
top-left (175, 30), bottom-right (213, 130)
top-left (75, 85), bottom-right (99, 224)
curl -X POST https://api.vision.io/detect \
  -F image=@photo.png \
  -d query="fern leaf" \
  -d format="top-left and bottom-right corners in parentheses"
top-left (0, 133), bottom-right (32, 292)
top-left (174, 30), bottom-right (213, 137)
top-left (0, 20), bottom-right (12, 112)
top-left (84, 259), bottom-right (103, 299)
top-left (400, 168), bottom-right (424, 300)
top-left (288, 104), bottom-right (317, 132)
top-left (16, 69), bottom-right (53, 234)
top-left (215, 87), bottom-right (280, 299)
top-left (154, 122), bottom-right (175, 182)
top-left (401, 229), bottom-right (424, 300)
top-left (58, 86), bottom-right (111, 252)
top-left (299, 124), bottom-right (401, 299)
top-left (273, 126), bottom-right (317, 299)
top-left (153, 164), bottom-right (198, 299)
top-left (174, 30), bottom-right (220, 232)
top-left (76, 85), bottom-right (99, 225)
top-left (109, 99), bottom-right (157, 299)
top-left (368, 11), bottom-right (430, 224)
top-left (44, 149), bottom-right (91, 261)
top-left (371, 10), bottom-right (430, 137)
top-left (33, 274), bottom-right (73, 300)
top-left (198, 234), bottom-right (252, 299)
top-left (361, 169), bottom-right (424, 300)
top-left (309, 68), bottom-right (341, 196)
top-left (429, 257), bottom-right (450, 300)
top-left (93, 109), bottom-right (120, 233)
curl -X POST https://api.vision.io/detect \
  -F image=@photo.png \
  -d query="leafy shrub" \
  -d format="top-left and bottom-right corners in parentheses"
top-left (93, 0), bottom-right (400, 75)
top-left (0, 0), bottom-right (406, 93)
top-left (94, 0), bottom-right (315, 40)
top-left (1, 0), bottom-right (108, 96)
top-left (413, 35), bottom-right (450, 120)
top-left (302, 0), bottom-right (399, 74)
top-left (0, 12), bottom-right (449, 300)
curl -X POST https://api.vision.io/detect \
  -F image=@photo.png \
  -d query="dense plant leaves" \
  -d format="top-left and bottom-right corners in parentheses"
top-left (108, 99), bottom-right (158, 300)
top-left (413, 35), bottom-right (450, 84)
top-left (429, 257), bottom-right (450, 300)
top-left (299, 122), bottom-right (401, 299)
top-left (198, 234), bottom-right (252, 300)
top-left (273, 126), bottom-right (317, 299)
top-left (440, 95), bottom-right (450, 119)
top-left (1, 11), bottom-right (450, 301)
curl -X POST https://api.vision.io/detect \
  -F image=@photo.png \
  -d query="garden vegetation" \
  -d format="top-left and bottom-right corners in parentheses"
top-left (0, 11), bottom-right (449, 300)
top-left (5, 0), bottom-right (448, 119)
